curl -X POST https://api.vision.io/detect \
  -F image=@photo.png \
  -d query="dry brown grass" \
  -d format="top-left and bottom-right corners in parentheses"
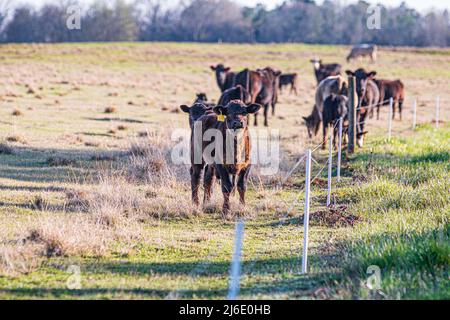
top-left (6, 134), bottom-right (27, 144)
top-left (104, 106), bottom-right (117, 114)
top-left (11, 108), bottom-right (23, 116)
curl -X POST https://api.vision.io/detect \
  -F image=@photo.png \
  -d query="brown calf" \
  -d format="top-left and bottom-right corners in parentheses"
top-left (374, 79), bottom-right (405, 120)
top-left (198, 100), bottom-right (261, 215)
top-left (180, 102), bottom-right (216, 206)
top-left (234, 68), bottom-right (263, 104)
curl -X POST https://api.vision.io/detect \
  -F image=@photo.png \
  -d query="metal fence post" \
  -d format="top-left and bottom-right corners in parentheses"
top-left (347, 76), bottom-right (356, 154)
top-left (327, 129), bottom-right (333, 207)
top-left (388, 97), bottom-right (393, 140)
top-left (337, 117), bottom-right (343, 182)
top-left (302, 149), bottom-right (312, 274)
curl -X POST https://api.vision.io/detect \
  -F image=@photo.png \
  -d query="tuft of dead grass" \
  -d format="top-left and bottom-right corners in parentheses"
top-left (104, 106), bottom-right (117, 114)
top-left (47, 156), bottom-right (77, 167)
top-left (6, 134), bottom-right (27, 144)
top-left (12, 108), bottom-right (23, 116)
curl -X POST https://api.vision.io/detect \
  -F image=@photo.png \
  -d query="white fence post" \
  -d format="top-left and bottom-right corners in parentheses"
top-left (326, 128), bottom-right (333, 207)
top-left (412, 98), bottom-right (417, 130)
top-left (302, 149), bottom-right (312, 274)
top-left (388, 97), bottom-right (393, 140)
top-left (337, 117), bottom-right (343, 182)
top-left (436, 96), bottom-right (440, 129)
top-left (227, 219), bottom-right (244, 300)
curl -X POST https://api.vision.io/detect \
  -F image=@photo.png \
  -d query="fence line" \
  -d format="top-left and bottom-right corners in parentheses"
top-left (326, 131), bottom-right (333, 207)
top-left (227, 91), bottom-right (447, 293)
top-left (301, 149), bottom-right (312, 274)
top-left (337, 117), bottom-right (343, 182)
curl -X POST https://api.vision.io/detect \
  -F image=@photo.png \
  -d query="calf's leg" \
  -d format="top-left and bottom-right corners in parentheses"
top-left (217, 165), bottom-right (233, 216)
top-left (203, 165), bottom-right (215, 206)
top-left (190, 164), bottom-right (203, 206)
top-left (237, 167), bottom-right (250, 205)
top-left (264, 104), bottom-right (269, 127)
top-left (322, 122), bottom-right (328, 150)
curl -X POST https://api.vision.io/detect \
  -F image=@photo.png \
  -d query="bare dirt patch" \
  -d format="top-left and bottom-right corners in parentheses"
top-left (307, 205), bottom-right (361, 227)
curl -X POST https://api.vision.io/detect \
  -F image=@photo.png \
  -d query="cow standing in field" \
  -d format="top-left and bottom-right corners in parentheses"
top-left (345, 69), bottom-right (381, 147)
top-left (196, 100), bottom-right (261, 215)
top-left (278, 73), bottom-right (299, 95)
top-left (303, 75), bottom-right (348, 139)
top-left (254, 67), bottom-right (282, 125)
top-left (210, 64), bottom-right (235, 92)
top-left (234, 67), bottom-right (281, 126)
top-left (233, 68), bottom-right (263, 104)
top-left (374, 79), bottom-right (405, 121)
top-left (347, 44), bottom-right (378, 62)
top-left (310, 58), bottom-right (342, 84)
top-left (180, 102), bottom-right (215, 206)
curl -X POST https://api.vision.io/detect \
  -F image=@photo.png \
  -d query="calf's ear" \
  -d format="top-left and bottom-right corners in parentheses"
top-left (246, 103), bottom-right (261, 114)
top-left (180, 105), bottom-right (190, 113)
top-left (368, 71), bottom-right (377, 78)
top-left (210, 66), bottom-right (216, 71)
top-left (345, 70), bottom-right (354, 76)
top-left (224, 67), bottom-right (231, 72)
top-left (213, 105), bottom-right (227, 115)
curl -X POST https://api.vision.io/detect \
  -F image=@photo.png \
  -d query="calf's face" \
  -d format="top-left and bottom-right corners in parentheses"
top-left (346, 69), bottom-right (376, 103)
top-left (303, 115), bottom-right (315, 138)
top-left (180, 103), bottom-right (212, 129)
top-left (210, 64), bottom-right (230, 83)
top-left (213, 101), bottom-right (261, 130)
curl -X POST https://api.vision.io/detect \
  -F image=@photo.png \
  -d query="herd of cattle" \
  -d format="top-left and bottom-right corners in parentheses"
top-left (179, 46), bottom-right (405, 215)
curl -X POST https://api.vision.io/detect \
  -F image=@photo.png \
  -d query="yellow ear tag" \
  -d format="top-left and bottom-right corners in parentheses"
top-left (217, 114), bottom-right (225, 122)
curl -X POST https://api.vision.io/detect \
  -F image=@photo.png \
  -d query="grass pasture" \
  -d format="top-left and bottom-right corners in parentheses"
top-left (0, 43), bottom-right (449, 299)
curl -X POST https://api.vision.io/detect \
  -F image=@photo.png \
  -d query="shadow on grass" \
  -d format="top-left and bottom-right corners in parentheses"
top-left (85, 117), bottom-right (152, 124)
top-left (0, 255), bottom-right (333, 299)
top-left (329, 225), bottom-right (449, 299)
top-left (0, 146), bottom-right (124, 184)
top-left (408, 151), bottom-right (450, 164)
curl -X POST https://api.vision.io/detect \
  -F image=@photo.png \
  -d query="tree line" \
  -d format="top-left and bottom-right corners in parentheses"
top-left (0, 0), bottom-right (449, 46)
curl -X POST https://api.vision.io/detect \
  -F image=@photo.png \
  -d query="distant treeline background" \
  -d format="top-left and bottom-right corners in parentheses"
top-left (0, 0), bottom-right (449, 46)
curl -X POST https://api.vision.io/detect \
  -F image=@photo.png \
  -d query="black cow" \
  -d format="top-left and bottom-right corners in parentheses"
top-left (279, 73), bottom-right (299, 95)
top-left (310, 58), bottom-right (342, 84)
